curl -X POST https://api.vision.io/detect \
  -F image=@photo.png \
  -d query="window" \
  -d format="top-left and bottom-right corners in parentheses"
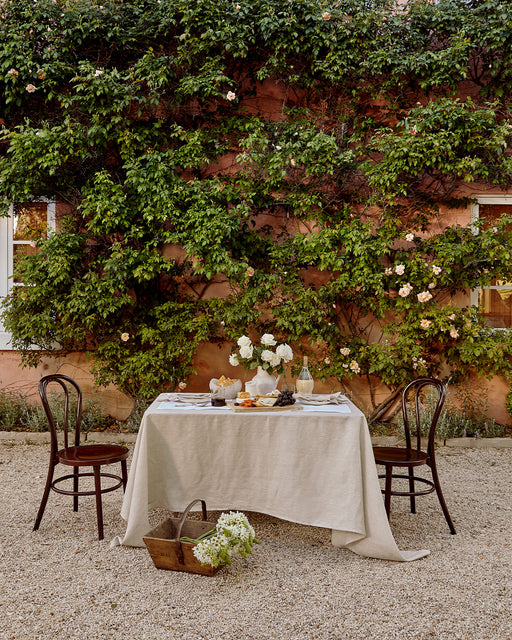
top-left (0, 201), bottom-right (55, 349)
top-left (470, 195), bottom-right (512, 329)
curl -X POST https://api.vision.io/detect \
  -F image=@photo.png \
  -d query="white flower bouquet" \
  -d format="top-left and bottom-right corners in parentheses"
top-left (229, 334), bottom-right (293, 376)
top-left (181, 511), bottom-right (258, 568)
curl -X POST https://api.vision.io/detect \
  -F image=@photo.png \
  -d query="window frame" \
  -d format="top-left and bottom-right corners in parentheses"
top-left (0, 200), bottom-right (56, 350)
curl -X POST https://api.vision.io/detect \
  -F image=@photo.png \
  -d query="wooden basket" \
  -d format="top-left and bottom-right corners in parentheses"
top-left (143, 499), bottom-right (222, 576)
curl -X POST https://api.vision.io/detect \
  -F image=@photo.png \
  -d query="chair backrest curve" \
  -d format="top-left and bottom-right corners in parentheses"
top-left (401, 377), bottom-right (446, 454)
top-left (38, 374), bottom-right (83, 452)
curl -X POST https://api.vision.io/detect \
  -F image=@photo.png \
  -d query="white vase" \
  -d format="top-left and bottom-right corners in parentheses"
top-left (250, 366), bottom-right (280, 396)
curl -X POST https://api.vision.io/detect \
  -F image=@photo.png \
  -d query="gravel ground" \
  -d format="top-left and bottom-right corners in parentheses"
top-left (0, 441), bottom-right (511, 640)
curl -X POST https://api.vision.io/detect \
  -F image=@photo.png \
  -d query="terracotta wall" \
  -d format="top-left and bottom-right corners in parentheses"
top-left (2, 338), bottom-right (508, 425)
top-left (0, 343), bottom-right (393, 420)
top-left (0, 351), bottom-right (134, 420)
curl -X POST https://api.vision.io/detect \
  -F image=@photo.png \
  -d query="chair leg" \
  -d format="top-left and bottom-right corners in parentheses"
top-left (73, 466), bottom-right (79, 512)
top-left (384, 464), bottom-right (393, 518)
top-left (33, 461), bottom-right (56, 531)
top-left (121, 459), bottom-right (128, 491)
top-left (408, 467), bottom-right (416, 514)
top-left (93, 466), bottom-right (104, 541)
top-left (430, 459), bottom-right (456, 535)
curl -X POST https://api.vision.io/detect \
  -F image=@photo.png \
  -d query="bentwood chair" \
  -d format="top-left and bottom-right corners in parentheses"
top-left (33, 374), bottom-right (129, 540)
top-left (373, 377), bottom-right (456, 534)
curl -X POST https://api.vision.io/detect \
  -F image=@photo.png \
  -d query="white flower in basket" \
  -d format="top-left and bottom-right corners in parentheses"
top-left (184, 511), bottom-right (258, 568)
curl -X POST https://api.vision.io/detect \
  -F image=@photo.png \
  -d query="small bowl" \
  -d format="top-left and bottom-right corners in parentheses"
top-left (209, 378), bottom-right (242, 400)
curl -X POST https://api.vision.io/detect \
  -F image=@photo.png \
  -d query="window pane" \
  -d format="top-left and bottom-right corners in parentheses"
top-left (12, 243), bottom-right (39, 284)
top-left (478, 204), bottom-right (512, 328)
top-left (479, 288), bottom-right (512, 328)
top-left (13, 203), bottom-right (48, 241)
top-left (479, 204), bottom-right (512, 229)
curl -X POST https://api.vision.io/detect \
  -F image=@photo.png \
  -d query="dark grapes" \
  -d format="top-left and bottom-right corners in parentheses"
top-left (275, 390), bottom-right (295, 406)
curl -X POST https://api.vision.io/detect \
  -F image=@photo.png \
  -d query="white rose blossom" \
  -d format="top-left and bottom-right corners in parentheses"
top-left (269, 352), bottom-right (282, 368)
top-left (349, 360), bottom-right (361, 374)
top-left (276, 343), bottom-right (293, 362)
top-left (405, 233), bottom-right (414, 242)
top-left (399, 283), bottom-right (413, 297)
top-left (237, 335), bottom-right (252, 347)
top-left (229, 354), bottom-right (239, 367)
top-left (260, 349), bottom-right (275, 363)
top-left (261, 333), bottom-right (277, 346)
top-left (239, 344), bottom-right (254, 359)
top-left (417, 291), bottom-right (433, 303)
top-left (340, 347), bottom-right (350, 356)
top-left (395, 264), bottom-right (405, 275)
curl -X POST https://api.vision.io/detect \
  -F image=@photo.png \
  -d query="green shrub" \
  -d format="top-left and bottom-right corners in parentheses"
top-left (0, 389), bottom-right (28, 431)
top-left (395, 383), bottom-right (506, 440)
top-left (0, 388), bottom-right (115, 433)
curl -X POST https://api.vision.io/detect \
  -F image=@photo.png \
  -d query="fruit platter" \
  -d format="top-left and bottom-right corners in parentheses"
top-left (227, 389), bottom-right (302, 412)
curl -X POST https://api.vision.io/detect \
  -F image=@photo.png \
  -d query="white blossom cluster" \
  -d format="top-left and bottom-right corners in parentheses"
top-left (229, 334), bottom-right (293, 374)
top-left (193, 511), bottom-right (258, 568)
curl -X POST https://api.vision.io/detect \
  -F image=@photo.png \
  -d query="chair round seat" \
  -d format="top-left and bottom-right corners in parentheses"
top-left (373, 446), bottom-right (428, 467)
top-left (57, 444), bottom-right (129, 467)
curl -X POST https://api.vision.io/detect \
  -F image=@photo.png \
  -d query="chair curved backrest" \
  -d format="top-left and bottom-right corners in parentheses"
top-left (401, 377), bottom-right (446, 455)
top-left (38, 374), bottom-right (83, 452)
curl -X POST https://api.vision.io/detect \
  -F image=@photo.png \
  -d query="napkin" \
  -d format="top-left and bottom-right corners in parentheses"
top-left (294, 392), bottom-right (348, 405)
top-left (157, 393), bottom-right (211, 406)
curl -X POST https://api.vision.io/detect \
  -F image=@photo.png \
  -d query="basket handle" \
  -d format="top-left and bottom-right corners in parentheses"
top-left (175, 499), bottom-right (209, 564)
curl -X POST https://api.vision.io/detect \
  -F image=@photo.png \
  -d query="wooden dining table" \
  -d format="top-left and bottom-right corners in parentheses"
top-left (111, 393), bottom-right (429, 561)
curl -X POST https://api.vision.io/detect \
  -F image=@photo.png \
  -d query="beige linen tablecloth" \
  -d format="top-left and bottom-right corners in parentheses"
top-left (112, 397), bottom-right (429, 561)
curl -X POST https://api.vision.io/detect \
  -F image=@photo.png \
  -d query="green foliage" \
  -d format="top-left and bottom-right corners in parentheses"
top-left (0, 388), bottom-right (114, 433)
top-left (2, 0), bottom-right (512, 420)
top-left (364, 98), bottom-right (512, 199)
top-left (395, 382), bottom-right (506, 440)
